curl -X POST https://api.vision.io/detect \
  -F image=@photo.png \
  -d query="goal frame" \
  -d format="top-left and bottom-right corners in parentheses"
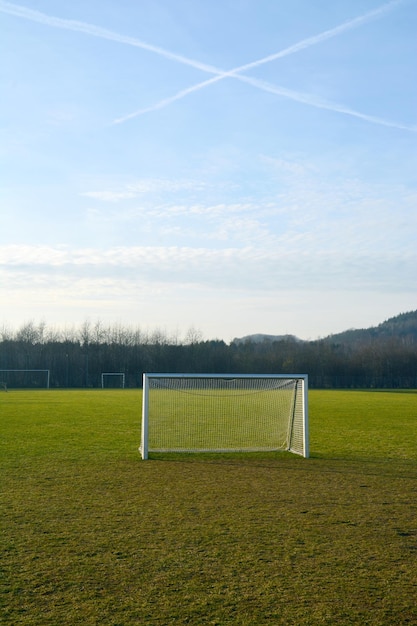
top-left (0, 369), bottom-right (50, 389)
top-left (140, 373), bottom-right (308, 460)
top-left (101, 372), bottom-right (126, 389)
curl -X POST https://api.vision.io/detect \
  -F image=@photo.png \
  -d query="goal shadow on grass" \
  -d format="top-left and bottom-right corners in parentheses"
top-left (143, 451), bottom-right (417, 480)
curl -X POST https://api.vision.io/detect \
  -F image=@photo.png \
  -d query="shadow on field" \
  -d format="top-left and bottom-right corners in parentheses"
top-left (145, 452), bottom-right (417, 480)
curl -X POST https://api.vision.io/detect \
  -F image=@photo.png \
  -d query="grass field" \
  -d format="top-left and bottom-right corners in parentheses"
top-left (1, 389), bottom-right (416, 625)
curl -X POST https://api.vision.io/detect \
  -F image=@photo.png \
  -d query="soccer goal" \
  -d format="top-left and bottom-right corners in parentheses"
top-left (140, 373), bottom-right (308, 459)
top-left (0, 369), bottom-right (50, 389)
top-left (101, 372), bottom-right (125, 389)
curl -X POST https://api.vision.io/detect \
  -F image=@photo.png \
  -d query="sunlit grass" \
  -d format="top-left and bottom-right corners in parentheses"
top-left (1, 389), bottom-right (416, 625)
top-left (310, 389), bottom-right (417, 461)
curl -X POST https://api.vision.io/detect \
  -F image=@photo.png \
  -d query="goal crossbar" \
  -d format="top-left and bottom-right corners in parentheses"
top-left (140, 373), bottom-right (308, 459)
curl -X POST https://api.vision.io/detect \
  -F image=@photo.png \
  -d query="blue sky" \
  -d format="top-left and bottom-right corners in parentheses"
top-left (1, 0), bottom-right (416, 342)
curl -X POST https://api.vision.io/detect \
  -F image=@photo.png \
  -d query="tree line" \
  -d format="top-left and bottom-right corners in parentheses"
top-left (0, 318), bottom-right (416, 389)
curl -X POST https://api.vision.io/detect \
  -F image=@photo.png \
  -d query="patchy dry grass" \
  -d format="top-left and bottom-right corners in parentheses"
top-left (1, 390), bottom-right (416, 625)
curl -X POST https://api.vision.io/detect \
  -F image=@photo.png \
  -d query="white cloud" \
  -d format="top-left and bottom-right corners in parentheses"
top-left (82, 190), bottom-right (137, 202)
top-left (81, 178), bottom-right (209, 203)
top-left (78, 159), bottom-right (417, 257)
top-left (1, 244), bottom-right (415, 296)
top-left (0, 245), bottom-right (69, 265)
top-left (1, 242), bottom-right (415, 343)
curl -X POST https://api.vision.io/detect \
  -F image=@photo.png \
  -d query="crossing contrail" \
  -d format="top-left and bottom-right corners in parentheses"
top-left (111, 72), bottom-right (417, 132)
top-left (113, 61), bottom-right (417, 132)
top-left (111, 0), bottom-right (414, 128)
top-left (0, 0), bottom-right (405, 76)
top-left (1, 0), bottom-right (414, 131)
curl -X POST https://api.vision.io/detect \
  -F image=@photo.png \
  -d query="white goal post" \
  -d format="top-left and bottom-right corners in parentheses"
top-left (0, 369), bottom-right (50, 389)
top-left (140, 373), bottom-right (308, 459)
top-left (101, 372), bottom-right (125, 389)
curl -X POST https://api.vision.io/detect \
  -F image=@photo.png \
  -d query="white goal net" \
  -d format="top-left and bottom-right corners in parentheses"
top-left (140, 374), bottom-right (308, 459)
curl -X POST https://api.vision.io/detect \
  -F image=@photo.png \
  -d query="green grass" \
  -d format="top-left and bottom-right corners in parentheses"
top-left (1, 389), bottom-right (417, 625)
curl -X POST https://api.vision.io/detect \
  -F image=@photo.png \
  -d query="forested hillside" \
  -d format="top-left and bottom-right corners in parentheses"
top-left (0, 312), bottom-right (416, 389)
top-left (321, 310), bottom-right (417, 346)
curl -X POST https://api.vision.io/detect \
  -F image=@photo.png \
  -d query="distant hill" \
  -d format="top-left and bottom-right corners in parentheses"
top-left (322, 310), bottom-right (417, 345)
top-left (232, 310), bottom-right (417, 346)
top-left (232, 333), bottom-right (302, 345)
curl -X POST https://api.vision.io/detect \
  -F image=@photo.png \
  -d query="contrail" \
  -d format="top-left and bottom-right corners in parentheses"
top-left (2, 0), bottom-right (414, 131)
top-left (114, 72), bottom-right (417, 132)
top-left (225, 0), bottom-right (407, 74)
top-left (0, 0), bottom-right (221, 76)
top-left (109, 0), bottom-right (414, 129)
top-left (0, 0), bottom-right (405, 76)
top-left (1, 0), bottom-right (407, 83)
top-left (238, 76), bottom-right (417, 132)
top-left (112, 75), bottom-right (227, 123)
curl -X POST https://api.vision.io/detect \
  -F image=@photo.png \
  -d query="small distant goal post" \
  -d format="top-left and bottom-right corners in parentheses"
top-left (101, 373), bottom-right (126, 389)
top-left (0, 369), bottom-right (50, 389)
top-left (140, 373), bottom-right (308, 459)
